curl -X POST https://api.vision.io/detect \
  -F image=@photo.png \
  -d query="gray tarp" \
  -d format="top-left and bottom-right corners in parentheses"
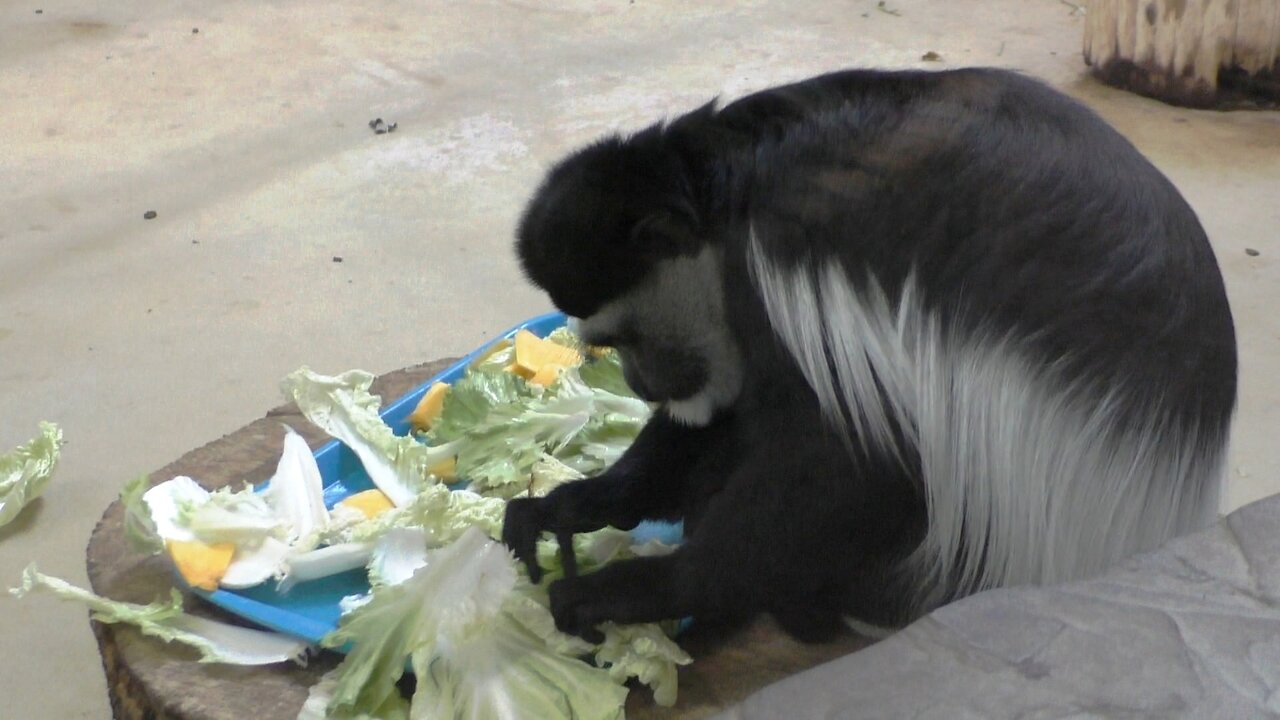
top-left (719, 494), bottom-right (1280, 719)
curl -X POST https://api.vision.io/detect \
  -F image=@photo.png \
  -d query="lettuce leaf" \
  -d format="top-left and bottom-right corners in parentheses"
top-left (317, 528), bottom-right (503, 716)
top-left (533, 528), bottom-right (635, 583)
top-left (428, 369), bottom-right (532, 444)
top-left (529, 454), bottom-right (585, 497)
top-left (544, 327), bottom-right (588, 354)
top-left (299, 666), bottom-right (409, 720)
top-left (222, 536), bottom-right (294, 590)
top-left (143, 475), bottom-right (209, 543)
top-left (341, 484), bottom-right (506, 547)
top-left (282, 368), bottom-right (455, 507)
top-left (467, 340), bottom-right (516, 374)
top-left (266, 426), bottom-right (331, 549)
top-left (595, 623), bottom-right (692, 707)
top-left (277, 543), bottom-right (374, 593)
top-left (183, 485), bottom-right (282, 545)
top-left (120, 474), bottom-right (163, 554)
top-left (0, 422), bottom-right (63, 528)
top-left (575, 351), bottom-right (637, 399)
top-left (11, 564), bottom-right (308, 665)
top-left (367, 528), bottom-right (427, 588)
top-left (407, 619), bottom-right (626, 720)
top-left (448, 368), bottom-right (650, 497)
top-left (421, 349), bottom-right (648, 499)
top-left (318, 527), bottom-right (626, 720)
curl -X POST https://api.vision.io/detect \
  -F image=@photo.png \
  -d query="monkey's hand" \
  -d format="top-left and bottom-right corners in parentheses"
top-left (548, 556), bottom-right (682, 643)
top-left (502, 497), bottom-right (582, 584)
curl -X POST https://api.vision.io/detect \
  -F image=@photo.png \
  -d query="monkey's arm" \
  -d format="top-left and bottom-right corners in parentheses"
top-left (542, 425), bottom-right (903, 644)
top-left (502, 410), bottom-right (733, 583)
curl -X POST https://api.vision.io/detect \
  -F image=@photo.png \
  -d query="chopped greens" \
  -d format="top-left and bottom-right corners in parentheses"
top-left (26, 323), bottom-right (687, 719)
top-left (322, 528), bottom-right (628, 720)
top-left (282, 368), bottom-right (455, 507)
top-left (0, 422), bottom-right (62, 528)
top-left (11, 564), bottom-right (308, 665)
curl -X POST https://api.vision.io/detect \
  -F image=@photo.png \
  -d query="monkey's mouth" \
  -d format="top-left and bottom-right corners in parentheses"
top-left (621, 363), bottom-right (661, 401)
top-left (620, 354), bottom-right (708, 405)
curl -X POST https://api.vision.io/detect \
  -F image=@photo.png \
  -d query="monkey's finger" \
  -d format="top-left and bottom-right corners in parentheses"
top-left (525, 553), bottom-right (544, 584)
top-left (556, 530), bottom-right (579, 579)
top-left (516, 530), bottom-right (544, 585)
top-left (502, 499), bottom-right (545, 583)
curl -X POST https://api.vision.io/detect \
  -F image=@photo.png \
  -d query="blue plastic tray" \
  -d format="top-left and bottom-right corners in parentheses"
top-left (194, 312), bottom-right (680, 645)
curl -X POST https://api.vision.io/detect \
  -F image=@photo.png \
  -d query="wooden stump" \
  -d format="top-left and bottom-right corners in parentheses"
top-left (1083, 0), bottom-right (1280, 108)
top-left (85, 359), bottom-right (874, 719)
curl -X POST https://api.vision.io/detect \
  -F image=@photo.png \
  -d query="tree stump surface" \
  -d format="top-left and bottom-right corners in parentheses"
top-left (1083, 0), bottom-right (1280, 108)
top-left (85, 359), bottom-right (874, 720)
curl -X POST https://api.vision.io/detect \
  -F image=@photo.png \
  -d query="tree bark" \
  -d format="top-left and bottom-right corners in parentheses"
top-left (1084, 0), bottom-right (1280, 109)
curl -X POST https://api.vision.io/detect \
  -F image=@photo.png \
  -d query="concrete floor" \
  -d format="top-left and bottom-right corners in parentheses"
top-left (1, 1), bottom-right (1276, 717)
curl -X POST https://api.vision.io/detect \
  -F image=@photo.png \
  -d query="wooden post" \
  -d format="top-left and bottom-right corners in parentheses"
top-left (1083, 0), bottom-right (1280, 109)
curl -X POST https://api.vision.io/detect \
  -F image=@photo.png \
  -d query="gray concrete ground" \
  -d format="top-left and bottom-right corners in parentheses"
top-left (1, 1), bottom-right (1276, 717)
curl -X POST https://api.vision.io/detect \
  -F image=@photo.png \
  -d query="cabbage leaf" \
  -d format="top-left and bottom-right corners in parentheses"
top-left (319, 528), bottom-right (627, 720)
top-left (11, 564), bottom-right (308, 665)
top-left (0, 422), bottom-right (62, 528)
top-left (282, 368), bottom-right (455, 507)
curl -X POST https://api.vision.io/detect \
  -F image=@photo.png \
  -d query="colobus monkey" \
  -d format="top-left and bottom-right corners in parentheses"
top-left (502, 68), bottom-right (1237, 644)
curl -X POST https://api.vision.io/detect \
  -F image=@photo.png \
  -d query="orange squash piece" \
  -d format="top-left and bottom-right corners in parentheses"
top-left (338, 489), bottom-right (396, 519)
top-left (167, 540), bottom-right (236, 591)
top-left (512, 330), bottom-right (582, 379)
top-left (429, 456), bottom-right (458, 480)
top-left (407, 382), bottom-right (450, 432)
top-left (529, 363), bottom-right (565, 387)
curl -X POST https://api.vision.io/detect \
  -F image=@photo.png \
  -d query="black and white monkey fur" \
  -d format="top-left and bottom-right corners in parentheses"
top-left (502, 68), bottom-right (1237, 644)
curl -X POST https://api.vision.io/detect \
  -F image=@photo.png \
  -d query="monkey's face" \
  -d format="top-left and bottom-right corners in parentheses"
top-left (571, 248), bottom-right (744, 427)
top-left (515, 132), bottom-right (742, 425)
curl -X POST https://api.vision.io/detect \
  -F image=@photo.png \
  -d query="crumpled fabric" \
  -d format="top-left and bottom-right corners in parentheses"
top-left (719, 494), bottom-right (1280, 720)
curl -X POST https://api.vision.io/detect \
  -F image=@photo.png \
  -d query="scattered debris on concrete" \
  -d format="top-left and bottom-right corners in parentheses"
top-left (921, 51), bottom-right (942, 62)
top-left (368, 118), bottom-right (397, 135)
top-left (1060, 0), bottom-right (1085, 15)
top-left (143, 210), bottom-right (157, 220)
top-left (1246, 248), bottom-right (1261, 257)
top-left (332, 256), bottom-right (344, 263)
top-left (876, 1), bottom-right (901, 16)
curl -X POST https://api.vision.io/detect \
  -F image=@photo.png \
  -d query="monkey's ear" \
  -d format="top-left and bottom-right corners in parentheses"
top-left (629, 210), bottom-right (702, 258)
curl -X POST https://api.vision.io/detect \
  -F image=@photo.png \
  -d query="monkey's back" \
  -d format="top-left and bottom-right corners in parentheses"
top-left (701, 68), bottom-right (1237, 600)
top-left (714, 68), bottom-right (1234, 428)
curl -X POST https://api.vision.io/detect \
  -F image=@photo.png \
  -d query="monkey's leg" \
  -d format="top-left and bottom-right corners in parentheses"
top-left (502, 411), bottom-right (735, 582)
